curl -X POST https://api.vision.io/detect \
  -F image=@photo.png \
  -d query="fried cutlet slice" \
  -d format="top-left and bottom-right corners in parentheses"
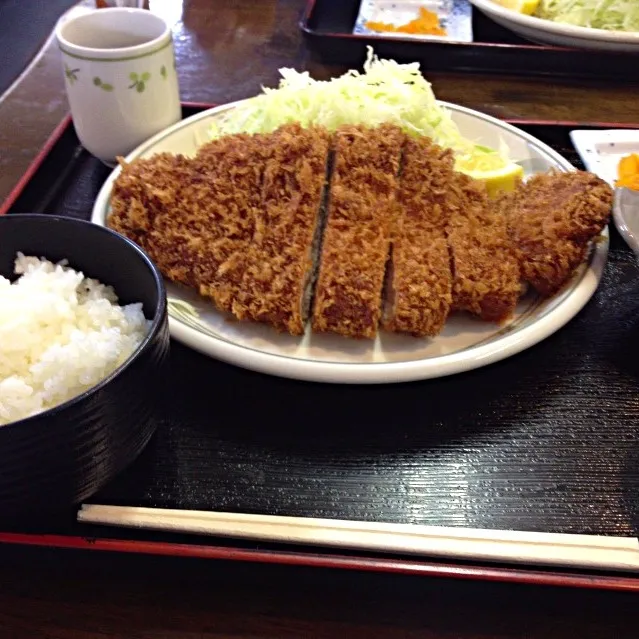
top-left (110, 133), bottom-right (268, 300)
top-left (108, 152), bottom-right (192, 251)
top-left (143, 132), bottom-right (266, 299)
top-left (381, 136), bottom-right (454, 337)
top-left (192, 133), bottom-right (267, 311)
top-left (446, 174), bottom-right (522, 323)
top-left (312, 124), bottom-right (403, 339)
top-left (109, 153), bottom-right (212, 289)
top-left (506, 170), bottom-right (613, 296)
top-left (231, 123), bottom-right (331, 335)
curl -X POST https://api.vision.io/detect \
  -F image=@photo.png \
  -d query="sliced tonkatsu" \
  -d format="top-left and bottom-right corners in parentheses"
top-left (231, 123), bottom-right (331, 335)
top-left (445, 173), bottom-right (522, 323)
top-left (312, 123), bottom-right (404, 339)
top-left (110, 152), bottom-right (210, 289)
top-left (107, 123), bottom-right (615, 340)
top-left (192, 132), bottom-right (267, 311)
top-left (382, 135), bottom-right (454, 337)
top-left (109, 152), bottom-right (191, 255)
top-left (506, 170), bottom-right (613, 296)
top-left (110, 132), bottom-right (267, 303)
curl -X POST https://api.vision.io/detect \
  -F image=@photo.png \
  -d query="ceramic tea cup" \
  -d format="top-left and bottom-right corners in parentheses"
top-left (56, 8), bottom-right (181, 165)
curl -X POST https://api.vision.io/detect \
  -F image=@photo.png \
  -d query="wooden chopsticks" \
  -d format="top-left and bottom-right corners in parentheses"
top-left (78, 504), bottom-right (639, 571)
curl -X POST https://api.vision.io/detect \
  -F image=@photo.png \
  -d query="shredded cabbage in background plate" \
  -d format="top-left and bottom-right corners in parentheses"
top-left (209, 48), bottom-right (506, 164)
top-left (536, 0), bottom-right (639, 31)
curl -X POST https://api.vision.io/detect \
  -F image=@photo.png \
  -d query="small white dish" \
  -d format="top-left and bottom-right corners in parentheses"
top-left (469, 0), bottom-right (639, 52)
top-left (570, 129), bottom-right (639, 255)
top-left (570, 129), bottom-right (639, 186)
top-left (90, 100), bottom-right (609, 384)
top-left (353, 0), bottom-right (472, 42)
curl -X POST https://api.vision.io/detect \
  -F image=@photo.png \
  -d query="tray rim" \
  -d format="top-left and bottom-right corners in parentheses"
top-left (299, 0), bottom-right (639, 77)
top-left (1, 530), bottom-right (639, 592)
top-left (3, 101), bottom-right (639, 589)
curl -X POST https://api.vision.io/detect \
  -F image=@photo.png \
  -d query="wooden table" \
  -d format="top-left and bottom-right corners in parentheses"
top-left (2, 0), bottom-right (639, 636)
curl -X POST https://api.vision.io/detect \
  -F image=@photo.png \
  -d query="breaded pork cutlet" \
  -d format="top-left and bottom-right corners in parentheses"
top-left (381, 136), bottom-right (454, 337)
top-left (312, 124), bottom-right (403, 339)
top-left (109, 152), bottom-right (191, 252)
top-left (231, 123), bottom-right (331, 335)
top-left (112, 132), bottom-right (267, 299)
top-left (446, 174), bottom-right (522, 323)
top-left (192, 132), bottom-right (267, 311)
top-left (506, 170), bottom-right (613, 296)
top-left (109, 153), bottom-right (210, 288)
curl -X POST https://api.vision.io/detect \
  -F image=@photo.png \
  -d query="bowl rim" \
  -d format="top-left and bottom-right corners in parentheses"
top-left (0, 213), bottom-right (167, 431)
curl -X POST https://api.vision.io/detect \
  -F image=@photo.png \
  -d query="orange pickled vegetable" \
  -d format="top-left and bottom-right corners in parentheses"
top-left (365, 7), bottom-right (447, 36)
top-left (616, 153), bottom-right (639, 191)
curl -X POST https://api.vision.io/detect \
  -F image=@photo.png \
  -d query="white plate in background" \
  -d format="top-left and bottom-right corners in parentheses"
top-left (469, 0), bottom-right (639, 52)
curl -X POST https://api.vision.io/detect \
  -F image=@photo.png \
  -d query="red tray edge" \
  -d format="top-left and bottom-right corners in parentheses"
top-left (1, 531), bottom-right (639, 592)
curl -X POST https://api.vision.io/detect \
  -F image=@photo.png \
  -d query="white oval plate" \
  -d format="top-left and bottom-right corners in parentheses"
top-left (91, 100), bottom-right (608, 384)
top-left (469, 0), bottom-right (639, 52)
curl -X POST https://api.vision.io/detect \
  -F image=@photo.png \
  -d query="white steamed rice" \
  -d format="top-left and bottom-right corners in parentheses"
top-left (0, 253), bottom-right (151, 426)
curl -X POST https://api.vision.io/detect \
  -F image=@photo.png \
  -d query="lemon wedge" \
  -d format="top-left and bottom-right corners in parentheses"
top-left (493, 0), bottom-right (540, 16)
top-left (455, 150), bottom-right (524, 198)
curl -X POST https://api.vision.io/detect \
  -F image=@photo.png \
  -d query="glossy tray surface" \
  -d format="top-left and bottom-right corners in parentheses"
top-left (3, 107), bottom-right (639, 567)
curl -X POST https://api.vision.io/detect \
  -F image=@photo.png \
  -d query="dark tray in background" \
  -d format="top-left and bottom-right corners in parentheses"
top-left (301, 0), bottom-right (639, 80)
top-left (3, 104), bottom-right (639, 591)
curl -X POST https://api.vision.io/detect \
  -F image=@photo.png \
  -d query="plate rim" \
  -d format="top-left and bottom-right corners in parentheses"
top-left (469, 0), bottom-right (639, 45)
top-left (91, 100), bottom-right (609, 384)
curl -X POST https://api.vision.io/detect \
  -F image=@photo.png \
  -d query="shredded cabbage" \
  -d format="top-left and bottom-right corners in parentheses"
top-left (536, 0), bottom-right (639, 31)
top-left (209, 47), bottom-right (480, 157)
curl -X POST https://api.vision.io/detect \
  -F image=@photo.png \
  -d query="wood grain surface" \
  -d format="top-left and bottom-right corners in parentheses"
top-left (2, 0), bottom-right (639, 636)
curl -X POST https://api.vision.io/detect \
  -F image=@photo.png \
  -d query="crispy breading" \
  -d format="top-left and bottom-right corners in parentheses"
top-left (507, 170), bottom-right (613, 296)
top-left (231, 123), bottom-right (331, 335)
top-left (192, 133), bottom-right (266, 311)
top-left (446, 174), bottom-right (522, 323)
top-left (142, 146), bottom-right (243, 292)
top-left (312, 124), bottom-right (403, 339)
top-left (110, 133), bottom-right (267, 301)
top-left (108, 152), bottom-right (192, 251)
top-left (382, 135), bottom-right (454, 337)
top-left (109, 125), bottom-right (613, 340)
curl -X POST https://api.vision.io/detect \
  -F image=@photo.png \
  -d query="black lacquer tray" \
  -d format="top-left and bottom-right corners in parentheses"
top-left (300, 0), bottom-right (639, 80)
top-left (3, 104), bottom-right (639, 590)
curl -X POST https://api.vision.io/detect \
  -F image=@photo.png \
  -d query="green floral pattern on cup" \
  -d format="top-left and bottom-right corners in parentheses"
top-left (160, 65), bottom-right (168, 80)
top-left (65, 65), bottom-right (80, 84)
top-left (93, 76), bottom-right (114, 91)
top-left (129, 72), bottom-right (151, 93)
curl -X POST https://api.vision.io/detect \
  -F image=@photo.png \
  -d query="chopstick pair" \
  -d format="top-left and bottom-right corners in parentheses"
top-left (78, 504), bottom-right (639, 571)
